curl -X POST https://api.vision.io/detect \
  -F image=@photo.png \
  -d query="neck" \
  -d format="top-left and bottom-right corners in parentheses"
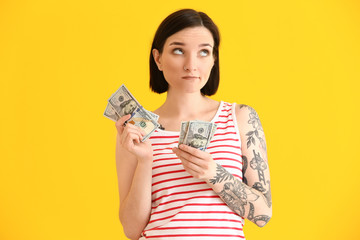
top-left (161, 89), bottom-right (210, 119)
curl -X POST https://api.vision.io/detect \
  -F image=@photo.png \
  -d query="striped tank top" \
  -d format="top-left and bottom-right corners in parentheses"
top-left (142, 101), bottom-right (245, 239)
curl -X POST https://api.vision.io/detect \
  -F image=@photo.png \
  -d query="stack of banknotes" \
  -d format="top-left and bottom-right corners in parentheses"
top-left (179, 120), bottom-right (217, 151)
top-left (103, 84), bottom-right (160, 141)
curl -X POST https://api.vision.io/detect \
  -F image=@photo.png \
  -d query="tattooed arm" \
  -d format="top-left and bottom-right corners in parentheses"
top-left (207, 104), bottom-right (272, 227)
top-left (172, 104), bottom-right (272, 227)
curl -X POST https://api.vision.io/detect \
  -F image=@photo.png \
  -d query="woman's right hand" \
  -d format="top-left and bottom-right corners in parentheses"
top-left (115, 114), bottom-right (153, 162)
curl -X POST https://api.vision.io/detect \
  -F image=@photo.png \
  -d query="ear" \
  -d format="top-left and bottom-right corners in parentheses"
top-left (152, 49), bottom-right (163, 71)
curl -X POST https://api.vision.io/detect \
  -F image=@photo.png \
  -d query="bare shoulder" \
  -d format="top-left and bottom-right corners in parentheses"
top-left (234, 104), bottom-right (262, 130)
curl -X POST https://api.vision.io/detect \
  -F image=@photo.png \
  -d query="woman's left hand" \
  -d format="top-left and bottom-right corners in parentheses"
top-left (172, 144), bottom-right (217, 181)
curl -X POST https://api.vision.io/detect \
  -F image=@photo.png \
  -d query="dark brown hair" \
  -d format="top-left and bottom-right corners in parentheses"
top-left (149, 9), bottom-right (220, 96)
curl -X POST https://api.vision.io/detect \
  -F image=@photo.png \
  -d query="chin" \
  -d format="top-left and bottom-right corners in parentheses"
top-left (184, 84), bottom-right (207, 93)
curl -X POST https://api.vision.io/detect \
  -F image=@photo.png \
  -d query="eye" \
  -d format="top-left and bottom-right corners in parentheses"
top-left (173, 48), bottom-right (183, 55)
top-left (199, 49), bottom-right (210, 57)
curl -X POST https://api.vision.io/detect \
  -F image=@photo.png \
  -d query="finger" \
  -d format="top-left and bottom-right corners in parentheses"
top-left (180, 157), bottom-right (203, 173)
top-left (124, 122), bottom-right (147, 136)
top-left (122, 134), bottom-right (135, 150)
top-left (115, 114), bottom-right (132, 128)
top-left (176, 154), bottom-right (205, 179)
top-left (128, 132), bottom-right (141, 144)
top-left (120, 119), bottom-right (146, 136)
top-left (122, 132), bottom-right (142, 149)
top-left (123, 123), bottom-right (141, 131)
top-left (122, 130), bottom-right (143, 143)
top-left (179, 144), bottom-right (207, 159)
top-left (115, 114), bottom-right (132, 135)
top-left (123, 124), bottom-right (143, 136)
top-left (173, 147), bottom-right (202, 167)
top-left (120, 125), bottom-right (141, 142)
top-left (182, 162), bottom-right (203, 178)
top-left (139, 128), bottom-right (147, 136)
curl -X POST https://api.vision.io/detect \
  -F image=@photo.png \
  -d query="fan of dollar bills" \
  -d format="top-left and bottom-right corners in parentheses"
top-left (103, 84), bottom-right (160, 141)
top-left (178, 120), bottom-right (217, 151)
top-left (104, 84), bottom-right (217, 149)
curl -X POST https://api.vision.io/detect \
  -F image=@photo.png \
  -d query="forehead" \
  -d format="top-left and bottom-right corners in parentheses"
top-left (165, 27), bottom-right (214, 47)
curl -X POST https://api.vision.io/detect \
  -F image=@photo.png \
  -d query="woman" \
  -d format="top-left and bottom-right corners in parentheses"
top-left (115, 9), bottom-right (272, 239)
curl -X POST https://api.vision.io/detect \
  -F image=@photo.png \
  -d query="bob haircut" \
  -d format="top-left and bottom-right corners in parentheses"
top-left (149, 9), bottom-right (220, 96)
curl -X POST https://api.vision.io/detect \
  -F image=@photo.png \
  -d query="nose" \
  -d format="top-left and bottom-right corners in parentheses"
top-left (183, 54), bottom-right (197, 72)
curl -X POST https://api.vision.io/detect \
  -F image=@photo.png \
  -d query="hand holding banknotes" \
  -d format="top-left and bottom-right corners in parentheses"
top-left (104, 84), bottom-right (160, 142)
top-left (115, 114), bottom-right (153, 161)
top-left (172, 144), bottom-right (217, 181)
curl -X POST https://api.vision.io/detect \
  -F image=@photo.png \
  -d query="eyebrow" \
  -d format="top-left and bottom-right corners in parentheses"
top-left (169, 42), bottom-right (213, 48)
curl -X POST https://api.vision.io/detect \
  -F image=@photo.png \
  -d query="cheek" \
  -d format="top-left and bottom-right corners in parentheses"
top-left (164, 58), bottom-right (181, 72)
top-left (206, 61), bottom-right (215, 71)
top-left (162, 59), bottom-right (182, 81)
top-left (200, 61), bottom-right (214, 75)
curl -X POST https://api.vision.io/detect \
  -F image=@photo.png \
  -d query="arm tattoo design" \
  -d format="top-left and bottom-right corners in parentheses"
top-left (243, 106), bottom-right (267, 152)
top-left (252, 181), bottom-right (272, 208)
top-left (250, 149), bottom-right (267, 186)
top-left (254, 215), bottom-right (271, 225)
top-left (248, 202), bottom-right (270, 226)
top-left (238, 104), bottom-right (248, 109)
top-left (209, 164), bottom-right (234, 184)
top-left (248, 202), bottom-right (255, 220)
top-left (210, 164), bottom-right (271, 226)
top-left (242, 155), bottom-right (248, 185)
top-left (217, 179), bottom-right (259, 217)
top-left (252, 182), bottom-right (266, 192)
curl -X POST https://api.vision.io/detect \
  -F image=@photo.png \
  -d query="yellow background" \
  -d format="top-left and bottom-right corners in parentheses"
top-left (1, 0), bottom-right (359, 239)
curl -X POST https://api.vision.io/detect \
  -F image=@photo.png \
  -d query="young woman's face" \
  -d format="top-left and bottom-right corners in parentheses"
top-left (154, 27), bottom-right (215, 94)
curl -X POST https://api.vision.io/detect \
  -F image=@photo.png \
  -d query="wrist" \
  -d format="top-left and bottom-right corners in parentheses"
top-left (202, 162), bottom-right (218, 183)
top-left (137, 155), bottom-right (153, 166)
top-left (205, 163), bottom-right (233, 185)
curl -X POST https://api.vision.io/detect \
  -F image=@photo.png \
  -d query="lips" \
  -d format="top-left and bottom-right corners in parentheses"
top-left (182, 76), bottom-right (199, 79)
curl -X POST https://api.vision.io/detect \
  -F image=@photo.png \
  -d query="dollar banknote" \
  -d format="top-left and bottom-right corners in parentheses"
top-left (146, 110), bottom-right (159, 122)
top-left (103, 102), bottom-right (120, 122)
top-left (127, 106), bottom-right (159, 141)
top-left (178, 120), bottom-right (217, 151)
top-left (108, 84), bottom-right (141, 118)
top-left (104, 102), bottom-right (159, 123)
top-left (178, 121), bottom-right (190, 146)
top-left (207, 123), bottom-right (218, 149)
top-left (182, 120), bottom-right (215, 151)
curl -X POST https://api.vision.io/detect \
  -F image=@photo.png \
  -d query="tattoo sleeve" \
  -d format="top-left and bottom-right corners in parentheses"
top-left (209, 164), bottom-right (234, 184)
top-left (246, 107), bottom-right (267, 151)
top-left (209, 164), bottom-right (271, 227)
top-left (207, 104), bottom-right (271, 226)
top-left (242, 155), bottom-right (248, 185)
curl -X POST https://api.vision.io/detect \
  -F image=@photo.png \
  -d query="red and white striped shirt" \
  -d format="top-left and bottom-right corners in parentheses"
top-left (142, 101), bottom-right (245, 239)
